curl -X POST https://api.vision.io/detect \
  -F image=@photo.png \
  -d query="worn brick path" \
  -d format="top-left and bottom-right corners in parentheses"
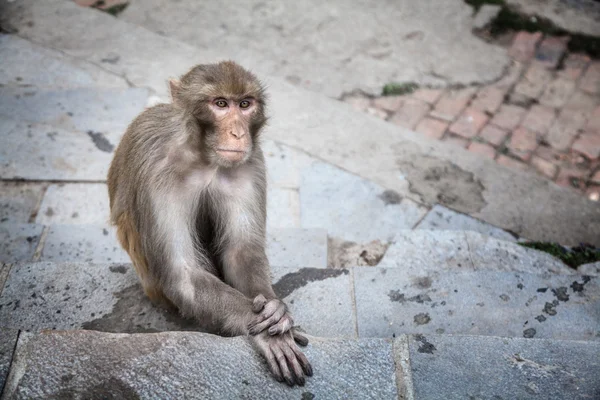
top-left (344, 31), bottom-right (600, 201)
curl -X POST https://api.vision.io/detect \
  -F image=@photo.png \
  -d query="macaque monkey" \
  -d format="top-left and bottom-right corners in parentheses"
top-left (107, 61), bottom-right (312, 386)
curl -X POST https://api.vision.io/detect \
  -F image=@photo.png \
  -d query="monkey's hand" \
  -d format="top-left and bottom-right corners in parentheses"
top-left (248, 294), bottom-right (294, 336)
top-left (250, 330), bottom-right (313, 386)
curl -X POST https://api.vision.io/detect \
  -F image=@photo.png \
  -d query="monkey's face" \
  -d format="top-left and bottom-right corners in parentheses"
top-left (205, 97), bottom-right (260, 168)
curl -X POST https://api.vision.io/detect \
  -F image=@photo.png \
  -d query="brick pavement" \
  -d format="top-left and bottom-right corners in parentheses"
top-left (343, 31), bottom-right (600, 201)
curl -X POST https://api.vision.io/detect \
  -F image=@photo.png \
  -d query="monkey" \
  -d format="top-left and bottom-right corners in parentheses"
top-left (107, 61), bottom-right (312, 386)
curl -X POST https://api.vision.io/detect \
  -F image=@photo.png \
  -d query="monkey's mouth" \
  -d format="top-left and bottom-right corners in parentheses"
top-left (216, 148), bottom-right (247, 162)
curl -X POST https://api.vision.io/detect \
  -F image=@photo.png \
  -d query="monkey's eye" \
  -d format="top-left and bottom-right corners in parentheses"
top-left (239, 100), bottom-right (251, 109)
top-left (215, 99), bottom-right (228, 108)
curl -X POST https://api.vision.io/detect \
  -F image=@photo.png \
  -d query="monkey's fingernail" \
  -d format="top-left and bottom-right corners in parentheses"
top-left (285, 378), bottom-right (294, 387)
top-left (306, 365), bottom-right (313, 376)
top-left (268, 327), bottom-right (278, 335)
top-left (297, 377), bottom-right (306, 386)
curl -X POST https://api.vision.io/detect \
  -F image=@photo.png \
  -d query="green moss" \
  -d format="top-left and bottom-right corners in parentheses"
top-left (519, 242), bottom-right (600, 268)
top-left (101, 4), bottom-right (129, 16)
top-left (382, 82), bottom-right (418, 96)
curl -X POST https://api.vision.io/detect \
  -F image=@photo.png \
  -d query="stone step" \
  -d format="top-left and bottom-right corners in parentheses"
top-left (1, 0), bottom-right (597, 246)
top-left (1, 329), bottom-right (598, 399)
top-left (0, 261), bottom-right (596, 341)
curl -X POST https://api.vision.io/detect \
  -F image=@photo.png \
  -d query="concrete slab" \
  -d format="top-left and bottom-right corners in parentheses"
top-left (0, 118), bottom-right (112, 181)
top-left (35, 183), bottom-right (109, 225)
top-left (300, 161), bottom-right (427, 242)
top-left (405, 334), bottom-right (600, 400)
top-left (354, 268), bottom-right (599, 341)
top-left (40, 224), bottom-right (129, 264)
top-left (416, 204), bottom-right (517, 242)
top-left (578, 261), bottom-right (600, 276)
top-left (120, 0), bottom-right (508, 97)
top-left (3, 331), bottom-right (398, 399)
top-left (2, 0), bottom-right (598, 246)
top-left (267, 228), bottom-right (327, 269)
top-left (0, 328), bottom-right (19, 393)
top-left (0, 85), bottom-right (148, 143)
top-left (379, 230), bottom-right (572, 275)
top-left (272, 267), bottom-right (356, 338)
top-left (0, 181), bottom-right (45, 223)
top-left (0, 223), bottom-right (43, 263)
top-left (0, 33), bottom-right (127, 89)
top-left (266, 187), bottom-right (300, 229)
top-left (262, 140), bottom-right (303, 189)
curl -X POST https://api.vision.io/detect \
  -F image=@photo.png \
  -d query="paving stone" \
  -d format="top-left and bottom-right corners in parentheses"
top-left (3, 331), bottom-right (398, 399)
top-left (539, 77), bottom-right (576, 108)
top-left (508, 31), bottom-right (543, 62)
top-left (470, 86), bottom-right (505, 114)
top-left (585, 105), bottom-right (600, 135)
top-left (555, 166), bottom-right (588, 190)
top-left (579, 61), bottom-right (600, 95)
top-left (430, 88), bottom-right (477, 122)
top-left (0, 328), bottom-right (19, 392)
top-left (372, 95), bottom-right (404, 113)
top-left (300, 161), bottom-right (427, 242)
top-left (39, 224), bottom-right (129, 264)
top-left (272, 267), bottom-right (356, 337)
top-left (520, 104), bottom-right (556, 135)
top-left (412, 88), bottom-right (444, 104)
top-left (449, 107), bottom-right (488, 139)
top-left (0, 182), bottom-right (45, 223)
top-left (467, 142), bottom-right (495, 159)
top-left (267, 228), bottom-right (328, 269)
top-left (0, 86), bottom-right (149, 143)
top-left (35, 183), bottom-right (109, 225)
top-left (267, 187), bottom-right (300, 229)
top-left (514, 64), bottom-right (553, 100)
top-left (389, 98), bottom-right (430, 129)
top-left (406, 334), bottom-right (600, 400)
top-left (573, 133), bottom-right (600, 160)
top-left (441, 135), bottom-right (469, 149)
top-left (496, 154), bottom-right (530, 172)
top-left (558, 53), bottom-right (591, 80)
top-left (0, 34), bottom-right (126, 89)
top-left (0, 263), bottom-right (10, 295)
top-left (478, 124), bottom-right (508, 146)
top-left (415, 117), bottom-right (448, 139)
top-left (262, 140), bottom-right (303, 189)
top-left (415, 205), bottom-right (516, 242)
top-left (534, 36), bottom-right (568, 69)
top-left (355, 268), bottom-right (597, 340)
top-left (508, 127), bottom-right (539, 161)
top-left (546, 109), bottom-right (588, 151)
top-left (0, 223), bottom-right (43, 263)
top-left (531, 155), bottom-right (558, 179)
top-left (494, 60), bottom-right (525, 90)
top-left (342, 95), bottom-right (371, 112)
top-left (565, 90), bottom-right (599, 112)
top-left (490, 104), bottom-right (527, 131)
top-left (0, 118), bottom-right (113, 181)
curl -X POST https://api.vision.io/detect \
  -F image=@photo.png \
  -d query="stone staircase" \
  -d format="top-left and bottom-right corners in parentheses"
top-left (0, 1), bottom-right (599, 398)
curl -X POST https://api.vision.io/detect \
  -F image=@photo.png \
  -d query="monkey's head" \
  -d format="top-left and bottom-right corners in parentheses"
top-left (170, 61), bottom-right (267, 168)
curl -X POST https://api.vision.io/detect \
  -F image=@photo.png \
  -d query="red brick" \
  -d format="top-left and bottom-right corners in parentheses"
top-left (415, 117), bottom-right (448, 140)
top-left (573, 133), bottom-right (600, 160)
top-left (508, 31), bottom-right (543, 62)
top-left (496, 155), bottom-right (530, 172)
top-left (430, 88), bottom-right (477, 121)
top-left (584, 106), bottom-right (600, 135)
top-left (534, 36), bottom-right (568, 69)
top-left (513, 64), bottom-right (553, 99)
top-left (539, 77), bottom-right (576, 108)
top-left (494, 61), bottom-right (525, 90)
top-left (590, 170), bottom-right (600, 184)
top-left (564, 90), bottom-right (599, 113)
top-left (344, 95), bottom-right (371, 112)
top-left (580, 62), bottom-right (600, 95)
top-left (467, 142), bottom-right (496, 159)
top-left (530, 155), bottom-right (558, 179)
top-left (412, 88), bottom-right (444, 105)
top-left (471, 86), bottom-right (506, 114)
top-left (449, 107), bottom-right (489, 138)
top-left (490, 104), bottom-right (527, 130)
top-left (558, 53), bottom-right (591, 80)
top-left (508, 127), bottom-right (539, 160)
top-left (479, 124), bottom-right (508, 146)
top-left (373, 96), bottom-right (403, 113)
top-left (389, 98), bottom-right (430, 129)
top-left (442, 135), bottom-right (469, 149)
top-left (521, 105), bottom-right (556, 135)
top-left (546, 109), bottom-right (587, 151)
top-left (556, 167), bottom-right (588, 190)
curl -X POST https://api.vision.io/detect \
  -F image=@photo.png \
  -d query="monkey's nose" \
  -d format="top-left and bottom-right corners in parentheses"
top-left (230, 129), bottom-right (246, 139)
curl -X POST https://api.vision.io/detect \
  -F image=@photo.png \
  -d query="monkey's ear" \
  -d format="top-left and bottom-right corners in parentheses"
top-left (169, 79), bottom-right (181, 100)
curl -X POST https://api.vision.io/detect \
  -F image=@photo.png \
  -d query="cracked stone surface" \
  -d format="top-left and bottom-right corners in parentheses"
top-left (120, 0), bottom-right (508, 97)
top-left (0, 223), bottom-right (43, 264)
top-left (3, 331), bottom-right (398, 399)
top-left (266, 228), bottom-right (328, 269)
top-left (355, 268), bottom-right (599, 340)
top-left (0, 328), bottom-right (19, 392)
top-left (35, 184), bottom-right (109, 225)
top-left (0, 182), bottom-right (45, 223)
top-left (406, 334), bottom-right (600, 400)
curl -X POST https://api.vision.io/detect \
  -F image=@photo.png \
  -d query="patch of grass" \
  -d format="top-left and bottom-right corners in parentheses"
top-left (519, 242), bottom-right (600, 268)
top-left (382, 82), bottom-right (418, 96)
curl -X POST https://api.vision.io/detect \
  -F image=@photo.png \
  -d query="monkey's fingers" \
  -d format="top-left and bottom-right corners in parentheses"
top-left (252, 294), bottom-right (268, 313)
top-left (292, 329), bottom-right (309, 347)
top-left (271, 345), bottom-right (295, 386)
top-left (264, 347), bottom-right (284, 383)
top-left (268, 315), bottom-right (294, 336)
top-left (291, 344), bottom-right (313, 377)
top-left (283, 344), bottom-right (306, 386)
top-left (248, 305), bottom-right (287, 335)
